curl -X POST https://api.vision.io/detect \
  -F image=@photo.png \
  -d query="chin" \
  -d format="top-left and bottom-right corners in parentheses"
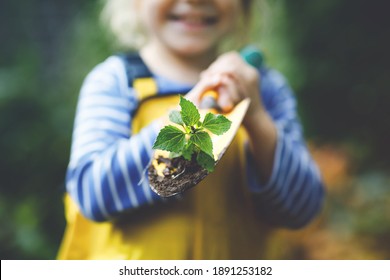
top-left (170, 42), bottom-right (216, 57)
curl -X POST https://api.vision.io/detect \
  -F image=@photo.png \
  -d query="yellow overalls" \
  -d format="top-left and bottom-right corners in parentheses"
top-left (57, 74), bottom-right (271, 260)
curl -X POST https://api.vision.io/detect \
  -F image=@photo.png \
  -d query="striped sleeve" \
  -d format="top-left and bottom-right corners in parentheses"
top-left (246, 68), bottom-right (325, 229)
top-left (66, 56), bottom-right (162, 222)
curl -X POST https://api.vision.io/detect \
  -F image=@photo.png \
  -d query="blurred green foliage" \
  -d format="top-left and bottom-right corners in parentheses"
top-left (0, 0), bottom-right (388, 259)
top-left (279, 0), bottom-right (389, 167)
top-left (0, 0), bottom-right (112, 259)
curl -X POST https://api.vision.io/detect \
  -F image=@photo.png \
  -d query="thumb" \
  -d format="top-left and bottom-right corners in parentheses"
top-left (185, 74), bottom-right (222, 106)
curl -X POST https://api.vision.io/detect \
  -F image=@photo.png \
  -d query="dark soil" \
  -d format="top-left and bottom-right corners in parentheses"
top-left (148, 156), bottom-right (208, 197)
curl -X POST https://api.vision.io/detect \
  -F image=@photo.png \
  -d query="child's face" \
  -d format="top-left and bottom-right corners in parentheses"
top-left (138, 0), bottom-right (242, 56)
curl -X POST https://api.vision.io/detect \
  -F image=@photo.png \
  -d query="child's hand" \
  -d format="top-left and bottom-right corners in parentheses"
top-left (186, 51), bottom-right (264, 124)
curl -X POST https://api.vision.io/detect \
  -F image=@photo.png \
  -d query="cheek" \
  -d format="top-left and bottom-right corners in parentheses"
top-left (138, 1), bottom-right (168, 33)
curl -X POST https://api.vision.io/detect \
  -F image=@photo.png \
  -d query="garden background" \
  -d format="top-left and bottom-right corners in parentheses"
top-left (1, 0), bottom-right (389, 259)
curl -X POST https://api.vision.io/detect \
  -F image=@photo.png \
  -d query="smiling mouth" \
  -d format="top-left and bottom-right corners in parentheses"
top-left (168, 14), bottom-right (218, 26)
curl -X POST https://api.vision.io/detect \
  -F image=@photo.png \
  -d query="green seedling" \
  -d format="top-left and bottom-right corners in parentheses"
top-left (152, 95), bottom-right (232, 172)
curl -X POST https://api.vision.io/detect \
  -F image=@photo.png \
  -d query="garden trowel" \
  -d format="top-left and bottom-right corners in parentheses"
top-left (148, 46), bottom-right (264, 197)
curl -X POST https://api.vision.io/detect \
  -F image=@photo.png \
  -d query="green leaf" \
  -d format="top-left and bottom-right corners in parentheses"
top-left (180, 95), bottom-right (200, 126)
top-left (169, 110), bottom-right (184, 126)
top-left (152, 125), bottom-right (186, 153)
top-left (190, 131), bottom-right (213, 158)
top-left (182, 142), bottom-right (196, 161)
top-left (202, 113), bottom-right (232, 135)
top-left (197, 151), bottom-right (215, 172)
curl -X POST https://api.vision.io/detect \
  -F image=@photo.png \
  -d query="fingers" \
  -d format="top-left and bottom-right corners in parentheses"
top-left (187, 51), bottom-right (261, 114)
top-left (217, 74), bottom-right (242, 113)
top-left (187, 71), bottom-right (244, 113)
top-left (201, 51), bottom-right (244, 78)
top-left (217, 87), bottom-right (234, 113)
top-left (185, 74), bottom-right (222, 106)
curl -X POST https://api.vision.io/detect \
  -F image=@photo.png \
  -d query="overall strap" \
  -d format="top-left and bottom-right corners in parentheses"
top-left (120, 52), bottom-right (158, 101)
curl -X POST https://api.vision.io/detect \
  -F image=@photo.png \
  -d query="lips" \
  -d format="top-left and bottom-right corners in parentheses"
top-left (167, 13), bottom-right (218, 26)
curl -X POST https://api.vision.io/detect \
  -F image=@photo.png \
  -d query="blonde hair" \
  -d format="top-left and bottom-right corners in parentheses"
top-left (101, 0), bottom-right (266, 50)
top-left (101, 0), bottom-right (146, 49)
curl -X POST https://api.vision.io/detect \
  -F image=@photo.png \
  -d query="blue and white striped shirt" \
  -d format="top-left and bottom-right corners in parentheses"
top-left (66, 55), bottom-right (325, 227)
